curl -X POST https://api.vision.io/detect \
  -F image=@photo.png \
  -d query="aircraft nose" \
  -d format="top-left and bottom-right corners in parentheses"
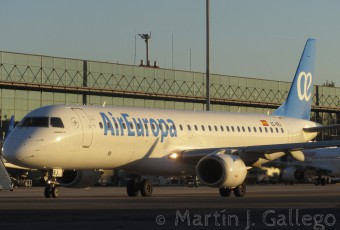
top-left (2, 131), bottom-right (38, 167)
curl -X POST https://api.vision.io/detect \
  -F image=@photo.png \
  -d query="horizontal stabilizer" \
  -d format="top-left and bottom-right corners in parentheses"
top-left (303, 124), bottom-right (340, 133)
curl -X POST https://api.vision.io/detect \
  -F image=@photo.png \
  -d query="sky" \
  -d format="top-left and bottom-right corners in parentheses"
top-left (0, 0), bottom-right (339, 86)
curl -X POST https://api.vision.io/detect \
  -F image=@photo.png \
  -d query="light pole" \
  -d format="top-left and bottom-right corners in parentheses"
top-left (206, 0), bottom-right (210, 111)
top-left (138, 33), bottom-right (151, 66)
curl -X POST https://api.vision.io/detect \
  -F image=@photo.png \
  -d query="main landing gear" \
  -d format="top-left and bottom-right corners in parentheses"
top-left (315, 176), bottom-right (328, 186)
top-left (219, 183), bottom-right (246, 197)
top-left (126, 178), bottom-right (153, 197)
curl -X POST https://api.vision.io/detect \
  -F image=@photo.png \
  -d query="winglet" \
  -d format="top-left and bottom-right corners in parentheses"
top-left (273, 39), bottom-right (316, 120)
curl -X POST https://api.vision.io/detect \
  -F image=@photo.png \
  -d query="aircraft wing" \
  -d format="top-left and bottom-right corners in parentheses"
top-left (178, 140), bottom-right (340, 167)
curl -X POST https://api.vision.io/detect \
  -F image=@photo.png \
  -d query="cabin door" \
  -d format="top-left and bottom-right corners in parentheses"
top-left (72, 108), bottom-right (93, 148)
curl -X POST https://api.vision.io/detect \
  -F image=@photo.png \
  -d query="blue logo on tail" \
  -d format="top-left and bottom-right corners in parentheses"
top-left (273, 39), bottom-right (316, 120)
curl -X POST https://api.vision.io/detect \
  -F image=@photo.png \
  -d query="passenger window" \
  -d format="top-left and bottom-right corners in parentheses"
top-left (281, 128), bottom-right (284, 133)
top-left (99, 122), bottom-right (103, 129)
top-left (220, 126), bottom-right (224, 132)
top-left (107, 122), bottom-right (111, 128)
top-left (144, 124), bottom-right (148, 129)
top-left (51, 117), bottom-right (64, 128)
top-left (115, 123), bottom-right (119, 129)
top-left (179, 125), bottom-right (183, 131)
top-left (231, 126), bottom-right (235, 132)
top-left (276, 128), bottom-right (279, 133)
top-left (237, 126), bottom-right (240, 132)
top-left (208, 125), bottom-right (212, 131)
top-left (259, 127), bottom-right (262, 132)
top-left (270, 127), bottom-right (273, 133)
top-left (253, 127), bottom-right (257, 132)
top-left (173, 125), bottom-right (176, 131)
top-left (130, 123), bottom-right (134, 129)
top-left (226, 126), bottom-right (230, 132)
top-left (159, 124), bottom-right (162, 130)
top-left (214, 126), bottom-right (218, 131)
top-left (201, 125), bottom-right (205, 131)
top-left (242, 127), bottom-right (245, 132)
top-left (122, 123), bottom-right (127, 129)
top-left (187, 125), bottom-right (191, 131)
top-left (265, 127), bottom-right (268, 133)
top-left (248, 127), bottom-right (251, 132)
top-left (137, 123), bottom-right (141, 130)
top-left (151, 124), bottom-right (155, 130)
top-left (194, 125), bottom-right (198, 131)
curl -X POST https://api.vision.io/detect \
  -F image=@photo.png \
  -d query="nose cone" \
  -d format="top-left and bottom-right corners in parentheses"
top-left (2, 130), bottom-right (37, 168)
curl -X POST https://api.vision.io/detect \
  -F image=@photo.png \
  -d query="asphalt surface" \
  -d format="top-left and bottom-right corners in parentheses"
top-left (0, 184), bottom-right (339, 230)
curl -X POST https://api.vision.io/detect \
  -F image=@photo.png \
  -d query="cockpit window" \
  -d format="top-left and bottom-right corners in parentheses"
top-left (19, 117), bottom-right (49, 127)
top-left (51, 117), bottom-right (64, 128)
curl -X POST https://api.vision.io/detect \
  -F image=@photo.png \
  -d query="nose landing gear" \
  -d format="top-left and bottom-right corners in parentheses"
top-left (44, 184), bottom-right (60, 198)
top-left (43, 169), bottom-right (62, 198)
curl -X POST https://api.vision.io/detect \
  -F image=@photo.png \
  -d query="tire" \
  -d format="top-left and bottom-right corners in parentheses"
top-left (321, 178), bottom-right (327, 186)
top-left (44, 186), bottom-right (51, 198)
top-left (315, 178), bottom-right (320, 186)
top-left (140, 179), bottom-right (153, 197)
top-left (234, 183), bottom-right (246, 197)
top-left (219, 188), bottom-right (232, 197)
top-left (51, 187), bottom-right (59, 198)
top-left (127, 179), bottom-right (139, 197)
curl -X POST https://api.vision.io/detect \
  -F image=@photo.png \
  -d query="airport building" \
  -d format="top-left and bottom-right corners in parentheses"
top-left (0, 51), bottom-right (339, 141)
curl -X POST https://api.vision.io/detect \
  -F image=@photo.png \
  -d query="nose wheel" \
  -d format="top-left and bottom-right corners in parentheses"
top-left (43, 170), bottom-right (61, 198)
top-left (44, 185), bottom-right (59, 198)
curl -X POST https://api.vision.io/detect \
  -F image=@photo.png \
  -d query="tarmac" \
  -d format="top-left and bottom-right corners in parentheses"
top-left (0, 184), bottom-right (339, 230)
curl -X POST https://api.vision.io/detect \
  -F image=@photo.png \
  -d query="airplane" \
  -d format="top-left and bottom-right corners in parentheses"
top-left (273, 147), bottom-right (340, 185)
top-left (3, 38), bottom-right (340, 198)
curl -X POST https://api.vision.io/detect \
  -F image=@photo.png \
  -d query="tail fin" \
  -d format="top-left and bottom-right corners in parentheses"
top-left (273, 39), bottom-right (316, 120)
top-left (4, 115), bottom-right (15, 140)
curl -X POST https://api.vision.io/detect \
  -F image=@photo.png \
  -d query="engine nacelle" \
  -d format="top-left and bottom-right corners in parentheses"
top-left (196, 151), bottom-right (247, 188)
top-left (281, 166), bottom-right (304, 183)
top-left (57, 170), bottom-right (102, 188)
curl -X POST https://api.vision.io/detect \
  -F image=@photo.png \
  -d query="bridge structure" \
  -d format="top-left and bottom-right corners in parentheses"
top-left (0, 51), bottom-right (339, 139)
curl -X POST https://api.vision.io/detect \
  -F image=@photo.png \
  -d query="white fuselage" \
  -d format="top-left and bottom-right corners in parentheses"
top-left (3, 105), bottom-right (318, 175)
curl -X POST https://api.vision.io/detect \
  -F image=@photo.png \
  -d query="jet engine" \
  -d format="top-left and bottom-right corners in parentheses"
top-left (281, 166), bottom-right (304, 183)
top-left (196, 151), bottom-right (247, 188)
top-left (57, 170), bottom-right (102, 188)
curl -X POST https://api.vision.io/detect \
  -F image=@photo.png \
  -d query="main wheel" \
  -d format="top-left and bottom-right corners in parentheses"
top-left (127, 179), bottom-right (139, 197)
top-left (219, 187), bottom-right (232, 197)
top-left (234, 183), bottom-right (246, 197)
top-left (140, 179), bottom-right (153, 197)
top-left (315, 178), bottom-right (320, 186)
top-left (321, 178), bottom-right (327, 186)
